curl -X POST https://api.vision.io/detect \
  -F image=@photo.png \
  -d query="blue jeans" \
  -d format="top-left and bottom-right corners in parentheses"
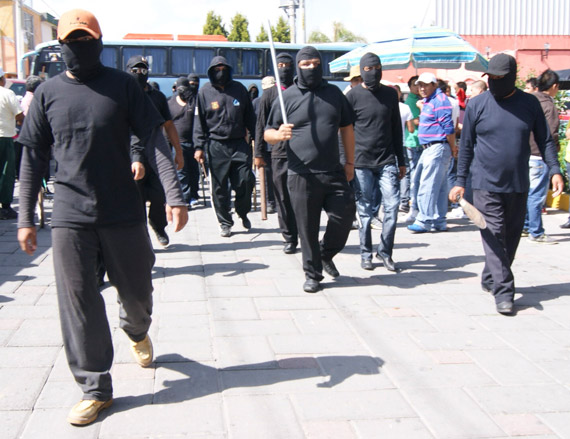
top-left (354, 164), bottom-right (400, 261)
top-left (403, 147), bottom-right (423, 211)
top-left (524, 157), bottom-right (550, 237)
top-left (413, 142), bottom-right (451, 229)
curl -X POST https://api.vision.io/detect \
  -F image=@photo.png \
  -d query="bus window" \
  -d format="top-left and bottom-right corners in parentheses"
top-left (172, 48), bottom-right (193, 75)
top-left (320, 52), bottom-right (334, 77)
top-left (195, 49), bottom-right (215, 75)
top-left (242, 50), bottom-right (261, 76)
top-left (101, 47), bottom-right (118, 69)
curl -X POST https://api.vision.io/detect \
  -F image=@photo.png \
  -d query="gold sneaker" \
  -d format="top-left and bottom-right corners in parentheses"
top-left (130, 334), bottom-right (153, 367)
top-left (67, 399), bottom-right (113, 425)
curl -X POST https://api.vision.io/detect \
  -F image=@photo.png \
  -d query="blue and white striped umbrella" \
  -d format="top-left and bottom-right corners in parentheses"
top-left (329, 27), bottom-right (489, 73)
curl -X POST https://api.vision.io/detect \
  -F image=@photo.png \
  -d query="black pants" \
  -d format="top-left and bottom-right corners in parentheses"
top-left (288, 171), bottom-right (355, 280)
top-left (207, 138), bottom-right (254, 227)
top-left (262, 151), bottom-right (275, 208)
top-left (272, 157), bottom-right (297, 245)
top-left (52, 224), bottom-right (155, 401)
top-left (177, 145), bottom-right (200, 202)
top-left (137, 168), bottom-right (167, 233)
top-left (473, 190), bottom-right (527, 303)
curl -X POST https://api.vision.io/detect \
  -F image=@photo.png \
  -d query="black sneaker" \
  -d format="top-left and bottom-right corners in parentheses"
top-left (220, 225), bottom-right (232, 237)
top-left (241, 216), bottom-right (251, 230)
top-left (0, 207), bottom-right (17, 220)
top-left (155, 230), bottom-right (169, 247)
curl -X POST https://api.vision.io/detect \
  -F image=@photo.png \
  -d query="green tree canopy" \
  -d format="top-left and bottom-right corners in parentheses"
top-left (308, 31), bottom-right (331, 43)
top-left (333, 21), bottom-right (367, 43)
top-left (228, 13), bottom-right (250, 42)
top-left (271, 16), bottom-right (290, 43)
top-left (203, 11), bottom-right (228, 37)
top-left (256, 24), bottom-right (268, 42)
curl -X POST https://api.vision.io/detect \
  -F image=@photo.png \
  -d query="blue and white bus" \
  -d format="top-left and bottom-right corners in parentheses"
top-left (22, 39), bottom-right (363, 95)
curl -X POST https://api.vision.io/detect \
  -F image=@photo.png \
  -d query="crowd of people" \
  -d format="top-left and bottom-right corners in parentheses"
top-left (0, 7), bottom-right (567, 427)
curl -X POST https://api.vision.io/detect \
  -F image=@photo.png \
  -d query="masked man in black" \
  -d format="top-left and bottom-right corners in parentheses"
top-left (16, 9), bottom-right (187, 425)
top-left (450, 54), bottom-right (563, 315)
top-left (346, 53), bottom-right (406, 272)
top-left (255, 53), bottom-right (298, 254)
top-left (194, 56), bottom-right (256, 237)
top-left (127, 55), bottom-right (184, 246)
top-left (169, 75), bottom-right (200, 207)
top-left (265, 46), bottom-right (356, 293)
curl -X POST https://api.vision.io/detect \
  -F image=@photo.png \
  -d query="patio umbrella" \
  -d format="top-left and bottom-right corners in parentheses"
top-left (329, 27), bottom-right (489, 73)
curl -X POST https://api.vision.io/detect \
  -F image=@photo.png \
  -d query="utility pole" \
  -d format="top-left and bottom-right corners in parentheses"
top-left (279, 0), bottom-right (299, 44)
top-left (14, 0), bottom-right (24, 78)
top-left (299, 0), bottom-right (306, 44)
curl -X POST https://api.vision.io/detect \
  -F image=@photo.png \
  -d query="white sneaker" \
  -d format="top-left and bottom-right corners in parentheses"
top-left (449, 207), bottom-right (467, 219)
top-left (528, 234), bottom-right (557, 244)
top-left (404, 209), bottom-right (418, 223)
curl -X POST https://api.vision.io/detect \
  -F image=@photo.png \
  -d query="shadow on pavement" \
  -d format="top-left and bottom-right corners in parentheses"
top-left (0, 294), bottom-right (14, 303)
top-left (514, 282), bottom-right (570, 311)
top-left (110, 354), bottom-right (384, 413)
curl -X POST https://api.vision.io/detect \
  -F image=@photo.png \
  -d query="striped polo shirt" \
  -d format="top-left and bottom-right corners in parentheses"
top-left (418, 88), bottom-right (454, 145)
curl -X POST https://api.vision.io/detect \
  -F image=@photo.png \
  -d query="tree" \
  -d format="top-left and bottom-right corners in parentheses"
top-left (271, 16), bottom-right (290, 43)
top-left (308, 31), bottom-right (331, 43)
top-left (332, 22), bottom-right (367, 43)
top-left (228, 13), bottom-right (250, 42)
top-left (255, 25), bottom-right (268, 42)
top-left (203, 11), bottom-right (228, 37)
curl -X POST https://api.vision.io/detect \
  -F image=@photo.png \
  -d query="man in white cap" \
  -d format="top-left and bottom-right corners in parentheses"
top-left (408, 72), bottom-right (456, 233)
top-left (17, 9), bottom-right (187, 425)
top-left (0, 67), bottom-right (24, 220)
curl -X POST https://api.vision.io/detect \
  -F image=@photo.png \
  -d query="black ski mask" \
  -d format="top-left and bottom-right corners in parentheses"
top-left (188, 74), bottom-right (200, 93)
top-left (296, 46), bottom-right (323, 90)
top-left (485, 53), bottom-right (517, 100)
top-left (129, 66), bottom-right (148, 88)
top-left (61, 38), bottom-right (103, 82)
top-left (212, 68), bottom-right (230, 86)
top-left (276, 53), bottom-right (294, 87)
top-left (488, 70), bottom-right (516, 99)
top-left (359, 52), bottom-right (382, 92)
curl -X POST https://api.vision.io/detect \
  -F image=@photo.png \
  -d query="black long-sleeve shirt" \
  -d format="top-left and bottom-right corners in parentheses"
top-left (346, 84), bottom-right (405, 168)
top-left (255, 85), bottom-right (288, 159)
top-left (193, 80), bottom-right (256, 149)
top-left (457, 90), bottom-right (561, 193)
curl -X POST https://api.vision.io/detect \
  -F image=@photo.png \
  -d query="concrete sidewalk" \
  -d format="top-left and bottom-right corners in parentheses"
top-left (1, 189), bottom-right (570, 438)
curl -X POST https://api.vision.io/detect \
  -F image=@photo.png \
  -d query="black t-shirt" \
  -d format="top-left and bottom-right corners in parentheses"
top-left (17, 68), bottom-right (164, 227)
top-left (147, 87), bottom-right (171, 122)
top-left (168, 95), bottom-right (196, 145)
top-left (346, 84), bottom-right (405, 168)
top-left (194, 80), bottom-right (256, 148)
top-left (266, 80), bottom-right (355, 174)
top-left (255, 85), bottom-right (288, 159)
top-left (457, 89), bottom-right (561, 193)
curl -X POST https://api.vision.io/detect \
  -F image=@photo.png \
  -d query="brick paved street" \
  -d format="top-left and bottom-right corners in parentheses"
top-left (1, 185), bottom-right (570, 438)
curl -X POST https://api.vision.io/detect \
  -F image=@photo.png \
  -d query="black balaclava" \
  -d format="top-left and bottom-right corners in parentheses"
top-left (61, 38), bottom-right (103, 82)
top-left (208, 56), bottom-right (232, 88)
top-left (276, 53), bottom-right (294, 87)
top-left (488, 70), bottom-right (516, 100)
top-left (187, 73), bottom-right (200, 93)
top-left (175, 77), bottom-right (192, 102)
top-left (249, 84), bottom-right (259, 101)
top-left (359, 52), bottom-right (382, 92)
top-left (296, 46), bottom-right (323, 90)
top-left (487, 54), bottom-right (517, 100)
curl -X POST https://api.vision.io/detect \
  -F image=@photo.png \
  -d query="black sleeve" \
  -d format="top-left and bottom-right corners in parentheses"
top-left (193, 93), bottom-right (209, 150)
top-left (338, 89), bottom-right (355, 128)
top-left (17, 146), bottom-right (50, 228)
top-left (255, 89), bottom-right (274, 158)
top-left (145, 127), bottom-right (185, 206)
top-left (130, 134), bottom-right (146, 164)
top-left (532, 100), bottom-right (562, 176)
top-left (266, 97), bottom-right (284, 131)
top-left (17, 89), bottom-right (54, 150)
top-left (391, 95), bottom-right (405, 168)
top-left (456, 103), bottom-right (476, 187)
top-left (151, 90), bottom-right (172, 122)
top-left (243, 88), bottom-right (257, 143)
top-left (128, 78), bottom-right (164, 141)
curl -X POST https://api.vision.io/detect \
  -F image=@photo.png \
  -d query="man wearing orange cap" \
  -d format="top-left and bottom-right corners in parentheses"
top-left (16, 9), bottom-right (187, 425)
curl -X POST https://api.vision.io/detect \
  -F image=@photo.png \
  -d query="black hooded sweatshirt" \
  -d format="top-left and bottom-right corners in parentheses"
top-left (193, 56), bottom-right (256, 149)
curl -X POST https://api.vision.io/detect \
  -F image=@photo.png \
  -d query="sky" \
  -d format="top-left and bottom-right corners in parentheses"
top-left (30, 0), bottom-right (436, 44)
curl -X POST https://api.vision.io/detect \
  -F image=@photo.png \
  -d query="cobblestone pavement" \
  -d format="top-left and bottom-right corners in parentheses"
top-left (1, 186), bottom-right (570, 438)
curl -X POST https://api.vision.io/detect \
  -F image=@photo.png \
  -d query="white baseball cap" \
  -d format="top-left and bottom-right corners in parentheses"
top-left (415, 72), bottom-right (437, 85)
